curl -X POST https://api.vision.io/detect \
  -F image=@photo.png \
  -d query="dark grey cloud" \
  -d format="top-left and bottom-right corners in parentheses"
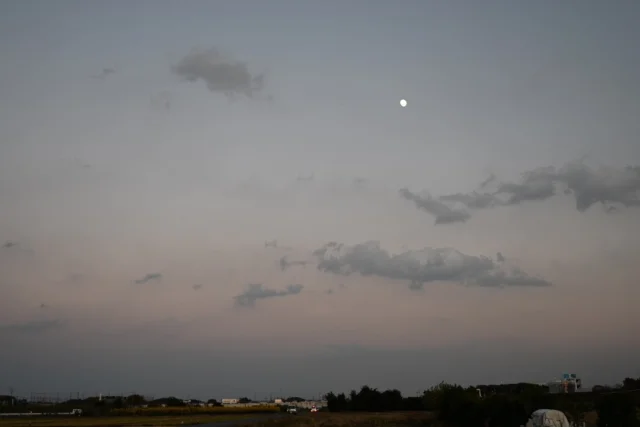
top-left (2, 241), bottom-right (17, 249)
top-left (173, 48), bottom-right (264, 98)
top-left (233, 284), bottom-right (303, 307)
top-left (192, 284), bottom-right (203, 290)
top-left (0, 319), bottom-right (65, 335)
top-left (134, 273), bottom-right (162, 284)
top-left (495, 166), bottom-right (558, 205)
top-left (402, 160), bottom-right (640, 224)
top-left (312, 241), bottom-right (551, 290)
top-left (90, 67), bottom-right (115, 80)
top-left (279, 256), bottom-right (308, 271)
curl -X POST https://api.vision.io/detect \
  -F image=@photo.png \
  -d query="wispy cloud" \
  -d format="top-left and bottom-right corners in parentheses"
top-left (134, 273), bottom-right (162, 284)
top-left (401, 160), bottom-right (640, 224)
top-left (399, 188), bottom-right (472, 225)
top-left (234, 284), bottom-right (304, 307)
top-left (296, 173), bottom-right (315, 182)
top-left (89, 67), bottom-right (115, 80)
top-left (312, 241), bottom-right (551, 290)
top-left (279, 256), bottom-right (308, 271)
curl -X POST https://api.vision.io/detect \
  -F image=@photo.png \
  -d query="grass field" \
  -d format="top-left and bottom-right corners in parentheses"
top-left (0, 413), bottom-right (262, 427)
top-left (0, 410), bottom-right (604, 427)
top-left (239, 411), bottom-right (602, 427)
top-left (237, 412), bottom-right (439, 427)
top-left (112, 406), bottom-right (279, 416)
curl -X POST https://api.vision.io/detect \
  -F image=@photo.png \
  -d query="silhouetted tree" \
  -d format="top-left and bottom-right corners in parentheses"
top-left (623, 377), bottom-right (640, 390)
top-left (112, 397), bottom-right (124, 409)
top-left (596, 392), bottom-right (640, 427)
top-left (125, 394), bottom-right (146, 406)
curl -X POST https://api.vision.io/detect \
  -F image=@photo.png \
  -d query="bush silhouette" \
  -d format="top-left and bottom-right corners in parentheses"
top-left (596, 393), bottom-right (640, 427)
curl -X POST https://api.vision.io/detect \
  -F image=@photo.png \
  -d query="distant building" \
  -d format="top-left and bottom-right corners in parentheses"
top-left (285, 400), bottom-right (328, 409)
top-left (548, 373), bottom-right (582, 394)
top-left (0, 396), bottom-right (17, 407)
top-left (221, 398), bottom-right (239, 405)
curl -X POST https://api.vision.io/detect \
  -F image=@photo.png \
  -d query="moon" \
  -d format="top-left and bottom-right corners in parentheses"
top-left (399, 99), bottom-right (407, 107)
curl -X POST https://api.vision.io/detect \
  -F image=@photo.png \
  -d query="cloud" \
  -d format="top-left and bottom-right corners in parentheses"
top-left (264, 240), bottom-right (292, 251)
top-left (234, 284), bottom-right (304, 307)
top-left (172, 47), bottom-right (264, 98)
top-left (90, 67), bottom-right (115, 80)
top-left (402, 160), bottom-right (640, 224)
top-left (479, 174), bottom-right (496, 189)
top-left (134, 273), bottom-right (162, 284)
top-left (399, 188), bottom-right (471, 224)
top-left (279, 256), bottom-right (308, 271)
top-left (192, 284), bottom-right (203, 290)
top-left (312, 241), bottom-right (551, 290)
top-left (0, 241), bottom-right (34, 256)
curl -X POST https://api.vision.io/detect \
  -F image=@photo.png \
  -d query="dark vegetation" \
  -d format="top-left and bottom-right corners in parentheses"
top-left (0, 394), bottom-right (221, 416)
top-left (0, 378), bottom-right (638, 426)
top-left (324, 377), bottom-right (640, 427)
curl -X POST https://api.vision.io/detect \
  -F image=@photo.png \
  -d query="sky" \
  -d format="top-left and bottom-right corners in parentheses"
top-left (1, 0), bottom-right (639, 400)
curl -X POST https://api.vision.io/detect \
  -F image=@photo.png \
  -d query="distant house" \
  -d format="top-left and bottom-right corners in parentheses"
top-left (183, 399), bottom-right (205, 407)
top-left (221, 398), bottom-right (239, 405)
top-left (0, 396), bottom-right (17, 407)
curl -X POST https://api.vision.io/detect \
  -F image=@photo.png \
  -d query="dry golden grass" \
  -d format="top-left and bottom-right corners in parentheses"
top-left (0, 413), bottom-right (258, 427)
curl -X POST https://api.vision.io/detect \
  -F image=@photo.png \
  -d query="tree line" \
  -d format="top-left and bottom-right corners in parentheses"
top-left (324, 377), bottom-right (640, 427)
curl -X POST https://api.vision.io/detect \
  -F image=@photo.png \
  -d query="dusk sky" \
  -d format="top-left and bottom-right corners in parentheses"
top-left (1, 0), bottom-right (639, 400)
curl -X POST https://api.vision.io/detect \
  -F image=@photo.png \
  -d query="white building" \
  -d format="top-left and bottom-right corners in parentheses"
top-left (221, 398), bottom-right (239, 405)
top-left (548, 373), bottom-right (582, 394)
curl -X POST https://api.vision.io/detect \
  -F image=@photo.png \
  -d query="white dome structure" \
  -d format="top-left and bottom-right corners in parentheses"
top-left (524, 409), bottom-right (571, 427)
